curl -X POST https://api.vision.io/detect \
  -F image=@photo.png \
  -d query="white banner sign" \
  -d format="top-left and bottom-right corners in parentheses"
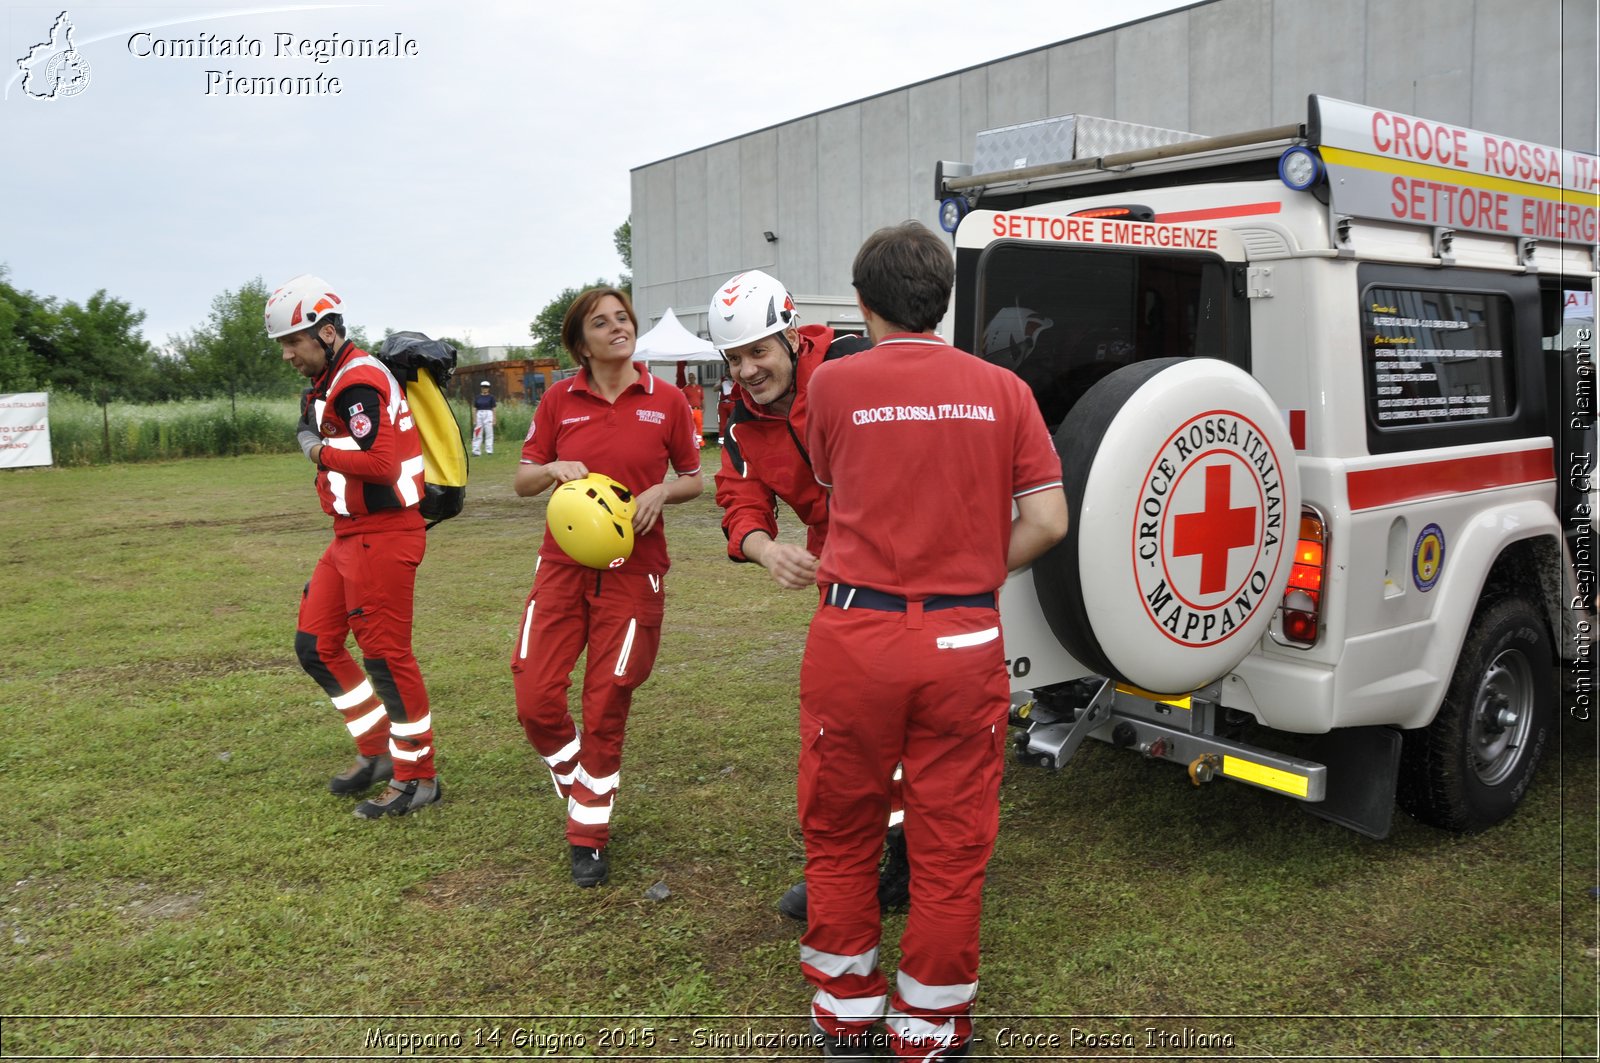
top-left (0, 393), bottom-right (53, 468)
top-left (1314, 95), bottom-right (1600, 243)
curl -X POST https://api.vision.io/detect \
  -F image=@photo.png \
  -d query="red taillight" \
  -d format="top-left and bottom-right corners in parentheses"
top-left (1282, 609), bottom-right (1319, 643)
top-left (1279, 510), bottom-right (1326, 646)
top-left (1069, 204), bottom-right (1156, 221)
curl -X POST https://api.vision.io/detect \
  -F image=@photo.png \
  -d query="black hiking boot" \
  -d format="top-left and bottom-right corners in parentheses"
top-left (778, 880), bottom-right (808, 921)
top-left (353, 777), bottom-right (441, 818)
top-left (570, 844), bottom-right (609, 888)
top-left (877, 826), bottom-right (910, 911)
top-left (329, 752), bottom-right (393, 795)
top-left (780, 828), bottom-right (911, 923)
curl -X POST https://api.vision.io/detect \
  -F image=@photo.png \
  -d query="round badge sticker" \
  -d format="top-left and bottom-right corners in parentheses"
top-left (1132, 410), bottom-right (1289, 648)
top-left (1412, 523), bottom-right (1446, 591)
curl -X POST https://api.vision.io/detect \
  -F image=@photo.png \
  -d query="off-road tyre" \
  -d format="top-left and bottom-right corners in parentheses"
top-left (1397, 594), bottom-right (1554, 832)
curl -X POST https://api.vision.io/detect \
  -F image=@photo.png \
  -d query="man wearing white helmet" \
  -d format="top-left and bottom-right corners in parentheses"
top-left (472, 380), bottom-right (497, 455)
top-left (706, 270), bottom-right (908, 922)
top-left (267, 273), bottom-right (442, 818)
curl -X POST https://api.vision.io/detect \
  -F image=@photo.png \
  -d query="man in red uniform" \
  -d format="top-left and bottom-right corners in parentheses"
top-left (708, 269), bottom-right (907, 922)
top-left (268, 274), bottom-right (441, 818)
top-left (799, 224), bottom-right (1068, 1058)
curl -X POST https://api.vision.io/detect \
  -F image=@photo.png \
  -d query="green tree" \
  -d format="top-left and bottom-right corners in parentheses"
top-left (613, 216), bottom-right (632, 294)
top-left (0, 266), bottom-right (46, 392)
top-left (50, 290), bottom-right (159, 403)
top-left (172, 278), bottom-right (297, 399)
top-left (529, 279), bottom-right (611, 368)
top-left (527, 221), bottom-right (634, 367)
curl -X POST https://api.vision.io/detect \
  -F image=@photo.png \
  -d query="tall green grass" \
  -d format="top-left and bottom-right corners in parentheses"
top-left (43, 395), bottom-right (517, 466)
top-left (45, 395), bottom-right (303, 466)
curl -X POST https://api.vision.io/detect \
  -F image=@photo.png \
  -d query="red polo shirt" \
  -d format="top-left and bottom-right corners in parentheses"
top-left (806, 333), bottom-right (1061, 598)
top-left (522, 363), bottom-right (702, 575)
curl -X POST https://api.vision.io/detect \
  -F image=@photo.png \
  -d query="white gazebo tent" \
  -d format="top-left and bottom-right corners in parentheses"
top-left (634, 307), bottom-right (722, 366)
top-left (633, 307), bottom-right (726, 437)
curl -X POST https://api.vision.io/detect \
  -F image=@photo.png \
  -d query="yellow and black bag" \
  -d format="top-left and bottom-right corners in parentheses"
top-left (377, 332), bottom-right (468, 526)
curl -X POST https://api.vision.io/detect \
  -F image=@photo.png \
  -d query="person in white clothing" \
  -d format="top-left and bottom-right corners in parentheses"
top-left (472, 380), bottom-right (497, 455)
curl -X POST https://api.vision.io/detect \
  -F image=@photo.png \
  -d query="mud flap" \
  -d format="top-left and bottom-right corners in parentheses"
top-left (1301, 726), bottom-right (1403, 839)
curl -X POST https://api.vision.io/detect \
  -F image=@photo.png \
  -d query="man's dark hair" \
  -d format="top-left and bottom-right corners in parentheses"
top-left (307, 313), bottom-right (346, 340)
top-left (851, 221), bottom-right (954, 333)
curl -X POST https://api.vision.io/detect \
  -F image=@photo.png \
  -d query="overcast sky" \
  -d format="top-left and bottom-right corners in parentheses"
top-left (1, 0), bottom-right (1193, 350)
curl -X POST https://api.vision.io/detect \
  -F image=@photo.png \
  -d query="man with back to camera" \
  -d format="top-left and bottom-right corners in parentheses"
top-left (707, 269), bottom-right (908, 923)
top-left (268, 273), bottom-right (442, 818)
top-left (473, 379), bottom-right (497, 455)
top-left (797, 223), bottom-right (1068, 1058)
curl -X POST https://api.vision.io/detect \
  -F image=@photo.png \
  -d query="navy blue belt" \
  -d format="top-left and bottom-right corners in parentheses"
top-left (826, 583), bottom-right (996, 612)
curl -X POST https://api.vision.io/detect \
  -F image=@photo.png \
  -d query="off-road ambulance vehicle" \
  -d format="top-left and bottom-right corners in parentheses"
top-left (936, 95), bottom-right (1596, 837)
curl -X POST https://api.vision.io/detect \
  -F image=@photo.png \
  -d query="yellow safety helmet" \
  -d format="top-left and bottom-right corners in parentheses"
top-left (547, 473), bottom-right (636, 569)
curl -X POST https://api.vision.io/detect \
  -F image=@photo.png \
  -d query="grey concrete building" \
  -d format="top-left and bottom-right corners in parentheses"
top-left (631, 0), bottom-right (1597, 338)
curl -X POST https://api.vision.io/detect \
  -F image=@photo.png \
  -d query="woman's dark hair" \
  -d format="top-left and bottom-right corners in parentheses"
top-left (561, 286), bottom-right (638, 369)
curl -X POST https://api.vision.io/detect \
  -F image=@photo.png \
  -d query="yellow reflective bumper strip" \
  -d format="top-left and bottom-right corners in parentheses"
top-left (1222, 755), bottom-right (1310, 798)
top-left (1115, 682), bottom-right (1192, 710)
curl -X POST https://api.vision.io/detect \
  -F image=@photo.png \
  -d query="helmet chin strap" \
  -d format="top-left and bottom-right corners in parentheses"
top-left (316, 325), bottom-right (350, 375)
top-left (776, 328), bottom-right (799, 405)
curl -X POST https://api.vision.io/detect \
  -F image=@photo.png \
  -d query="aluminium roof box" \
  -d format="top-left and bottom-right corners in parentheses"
top-left (972, 113), bottom-right (1204, 175)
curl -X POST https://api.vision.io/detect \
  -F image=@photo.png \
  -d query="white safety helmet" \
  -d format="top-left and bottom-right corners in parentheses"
top-left (265, 274), bottom-right (345, 339)
top-left (479, 380), bottom-right (492, 387)
top-left (982, 306), bottom-right (1053, 368)
top-left (708, 270), bottom-right (797, 351)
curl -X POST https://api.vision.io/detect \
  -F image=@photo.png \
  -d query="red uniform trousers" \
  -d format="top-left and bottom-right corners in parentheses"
top-left (798, 601), bottom-right (1008, 1060)
top-left (511, 561), bottom-right (665, 847)
top-left (295, 526), bottom-right (435, 781)
top-left (807, 586), bottom-right (908, 826)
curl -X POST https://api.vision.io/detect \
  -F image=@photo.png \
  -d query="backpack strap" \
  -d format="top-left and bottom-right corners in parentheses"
top-left (825, 333), bottom-right (871, 361)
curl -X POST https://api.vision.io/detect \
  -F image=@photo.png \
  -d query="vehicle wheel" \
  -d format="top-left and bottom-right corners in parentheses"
top-left (1397, 595), bottom-right (1554, 832)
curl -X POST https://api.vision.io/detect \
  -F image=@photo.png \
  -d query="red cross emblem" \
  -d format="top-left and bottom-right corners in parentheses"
top-left (1172, 463), bottom-right (1258, 595)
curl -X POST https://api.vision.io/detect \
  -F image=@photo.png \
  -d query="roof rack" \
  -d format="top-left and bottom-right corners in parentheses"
top-left (941, 123), bottom-right (1306, 203)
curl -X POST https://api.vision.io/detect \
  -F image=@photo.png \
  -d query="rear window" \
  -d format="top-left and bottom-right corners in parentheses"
top-left (966, 243), bottom-right (1244, 431)
top-left (1363, 287), bottom-right (1516, 428)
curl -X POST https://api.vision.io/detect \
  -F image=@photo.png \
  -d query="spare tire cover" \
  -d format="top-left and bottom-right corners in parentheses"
top-left (1034, 357), bottom-right (1301, 694)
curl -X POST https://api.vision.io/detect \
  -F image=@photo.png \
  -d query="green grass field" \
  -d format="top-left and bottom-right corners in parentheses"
top-left (1, 449), bottom-right (1595, 1059)
top-left (41, 395), bottom-right (535, 467)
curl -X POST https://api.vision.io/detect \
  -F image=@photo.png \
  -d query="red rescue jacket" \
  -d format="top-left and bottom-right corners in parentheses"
top-left (714, 325), bottom-right (868, 562)
top-left (307, 341), bottom-right (426, 536)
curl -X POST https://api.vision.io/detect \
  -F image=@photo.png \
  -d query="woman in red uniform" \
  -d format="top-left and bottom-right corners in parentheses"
top-left (511, 286), bottom-right (704, 887)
